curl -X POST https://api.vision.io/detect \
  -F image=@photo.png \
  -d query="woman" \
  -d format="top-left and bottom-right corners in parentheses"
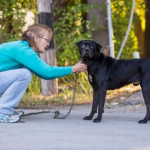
top-left (0, 24), bottom-right (87, 123)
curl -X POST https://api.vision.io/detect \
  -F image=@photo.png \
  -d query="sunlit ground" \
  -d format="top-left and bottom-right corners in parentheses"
top-left (19, 84), bottom-right (141, 108)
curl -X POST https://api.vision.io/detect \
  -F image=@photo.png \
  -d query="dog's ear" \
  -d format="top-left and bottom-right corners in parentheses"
top-left (76, 41), bottom-right (81, 48)
top-left (96, 43), bottom-right (102, 51)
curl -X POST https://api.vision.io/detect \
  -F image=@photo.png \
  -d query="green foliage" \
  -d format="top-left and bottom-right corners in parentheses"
top-left (0, 0), bottom-right (146, 97)
top-left (54, 1), bottom-right (93, 67)
top-left (0, 0), bottom-right (24, 43)
top-left (111, 0), bottom-right (145, 59)
top-left (53, 1), bottom-right (94, 94)
top-left (111, 1), bottom-right (136, 58)
top-left (27, 74), bottom-right (41, 95)
top-left (0, 0), bottom-right (36, 43)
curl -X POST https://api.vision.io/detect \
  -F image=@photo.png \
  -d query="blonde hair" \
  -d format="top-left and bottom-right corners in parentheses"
top-left (20, 24), bottom-right (53, 47)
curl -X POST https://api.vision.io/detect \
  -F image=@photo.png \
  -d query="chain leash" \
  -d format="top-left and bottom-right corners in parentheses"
top-left (22, 73), bottom-right (78, 119)
top-left (54, 73), bottom-right (78, 119)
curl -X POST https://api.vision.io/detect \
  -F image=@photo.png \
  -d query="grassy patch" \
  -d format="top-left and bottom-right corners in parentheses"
top-left (18, 84), bottom-right (141, 108)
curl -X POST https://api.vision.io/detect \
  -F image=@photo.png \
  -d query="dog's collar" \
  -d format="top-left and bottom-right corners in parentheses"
top-left (83, 51), bottom-right (101, 65)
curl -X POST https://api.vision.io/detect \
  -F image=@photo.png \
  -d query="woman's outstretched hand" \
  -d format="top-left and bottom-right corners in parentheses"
top-left (72, 61), bottom-right (87, 74)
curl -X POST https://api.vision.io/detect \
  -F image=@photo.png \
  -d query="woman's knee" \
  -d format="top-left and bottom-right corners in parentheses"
top-left (19, 68), bottom-right (32, 83)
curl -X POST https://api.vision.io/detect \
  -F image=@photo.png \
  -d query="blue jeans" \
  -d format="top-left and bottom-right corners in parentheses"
top-left (0, 68), bottom-right (32, 115)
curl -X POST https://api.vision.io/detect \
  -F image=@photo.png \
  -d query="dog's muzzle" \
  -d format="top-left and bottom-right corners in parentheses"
top-left (82, 53), bottom-right (90, 64)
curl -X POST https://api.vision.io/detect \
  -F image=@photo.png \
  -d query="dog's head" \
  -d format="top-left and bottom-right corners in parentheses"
top-left (76, 40), bottom-right (102, 64)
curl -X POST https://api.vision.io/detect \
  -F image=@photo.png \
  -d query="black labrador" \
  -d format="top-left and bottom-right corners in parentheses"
top-left (77, 40), bottom-right (150, 124)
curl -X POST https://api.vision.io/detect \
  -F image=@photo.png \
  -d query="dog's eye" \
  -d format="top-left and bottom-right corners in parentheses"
top-left (90, 45), bottom-right (94, 49)
top-left (81, 44), bottom-right (85, 48)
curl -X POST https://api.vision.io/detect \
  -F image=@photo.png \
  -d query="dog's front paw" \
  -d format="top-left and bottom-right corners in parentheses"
top-left (93, 118), bottom-right (101, 123)
top-left (138, 119), bottom-right (148, 124)
top-left (83, 116), bottom-right (92, 120)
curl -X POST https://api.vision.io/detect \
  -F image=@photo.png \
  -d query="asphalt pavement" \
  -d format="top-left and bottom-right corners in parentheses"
top-left (0, 91), bottom-right (150, 150)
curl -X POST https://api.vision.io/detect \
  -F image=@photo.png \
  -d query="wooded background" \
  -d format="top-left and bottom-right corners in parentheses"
top-left (0, 0), bottom-right (149, 96)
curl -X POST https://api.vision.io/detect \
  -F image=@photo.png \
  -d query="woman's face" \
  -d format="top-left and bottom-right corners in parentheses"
top-left (34, 31), bottom-right (51, 53)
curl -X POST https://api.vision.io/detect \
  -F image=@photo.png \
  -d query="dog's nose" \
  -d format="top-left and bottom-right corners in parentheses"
top-left (85, 45), bottom-right (90, 52)
top-left (85, 48), bottom-right (89, 52)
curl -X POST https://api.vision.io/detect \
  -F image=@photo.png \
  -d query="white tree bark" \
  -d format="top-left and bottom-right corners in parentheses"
top-left (37, 0), bottom-right (58, 96)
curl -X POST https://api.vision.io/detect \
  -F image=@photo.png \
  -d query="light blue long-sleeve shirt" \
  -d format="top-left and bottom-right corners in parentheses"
top-left (0, 40), bottom-right (72, 79)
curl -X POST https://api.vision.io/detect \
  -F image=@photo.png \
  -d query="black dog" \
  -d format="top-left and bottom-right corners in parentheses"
top-left (77, 40), bottom-right (150, 124)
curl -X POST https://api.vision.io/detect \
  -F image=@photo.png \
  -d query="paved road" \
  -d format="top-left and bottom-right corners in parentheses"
top-left (0, 100), bottom-right (150, 150)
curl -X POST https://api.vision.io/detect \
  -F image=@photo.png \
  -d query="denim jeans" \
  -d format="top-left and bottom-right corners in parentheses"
top-left (0, 68), bottom-right (32, 115)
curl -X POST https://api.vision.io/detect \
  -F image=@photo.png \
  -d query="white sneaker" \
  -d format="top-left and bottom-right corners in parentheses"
top-left (0, 113), bottom-right (20, 123)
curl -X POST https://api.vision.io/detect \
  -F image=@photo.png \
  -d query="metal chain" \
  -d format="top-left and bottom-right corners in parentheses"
top-left (22, 110), bottom-right (56, 116)
top-left (54, 73), bottom-right (78, 119)
top-left (22, 73), bottom-right (78, 119)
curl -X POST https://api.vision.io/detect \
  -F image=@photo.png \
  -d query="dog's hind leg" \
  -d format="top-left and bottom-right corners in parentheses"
top-left (83, 88), bottom-right (98, 120)
top-left (139, 107), bottom-right (150, 124)
top-left (149, 114), bottom-right (150, 120)
top-left (139, 85), bottom-right (150, 124)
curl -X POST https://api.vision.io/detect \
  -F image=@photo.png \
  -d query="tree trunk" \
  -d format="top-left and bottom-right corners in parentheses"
top-left (134, 13), bottom-right (144, 57)
top-left (87, 0), bottom-right (109, 55)
top-left (37, 0), bottom-right (58, 96)
top-left (144, 0), bottom-right (150, 58)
